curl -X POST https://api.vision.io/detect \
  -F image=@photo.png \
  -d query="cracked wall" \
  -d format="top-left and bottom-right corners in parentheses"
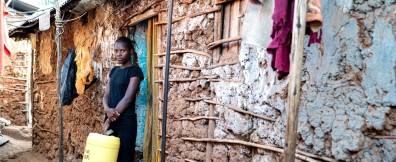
top-left (235, 0), bottom-right (396, 161)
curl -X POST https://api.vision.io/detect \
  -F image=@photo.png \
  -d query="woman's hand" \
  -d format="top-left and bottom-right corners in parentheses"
top-left (101, 119), bottom-right (111, 134)
top-left (105, 108), bottom-right (120, 122)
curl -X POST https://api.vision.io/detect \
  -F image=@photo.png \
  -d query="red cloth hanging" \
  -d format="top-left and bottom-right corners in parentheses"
top-left (0, 0), bottom-right (10, 76)
top-left (266, 0), bottom-right (323, 79)
top-left (266, 0), bottom-right (295, 79)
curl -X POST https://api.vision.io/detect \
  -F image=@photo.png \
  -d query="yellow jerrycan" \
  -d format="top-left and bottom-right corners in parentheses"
top-left (83, 133), bottom-right (120, 162)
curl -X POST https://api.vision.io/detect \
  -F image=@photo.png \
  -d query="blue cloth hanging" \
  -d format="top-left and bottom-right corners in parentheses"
top-left (61, 48), bottom-right (78, 106)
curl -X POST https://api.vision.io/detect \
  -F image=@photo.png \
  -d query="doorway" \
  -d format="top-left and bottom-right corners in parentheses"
top-left (129, 17), bottom-right (159, 162)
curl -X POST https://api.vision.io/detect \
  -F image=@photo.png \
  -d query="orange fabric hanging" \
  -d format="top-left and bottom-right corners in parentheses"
top-left (0, 0), bottom-right (10, 76)
top-left (306, 0), bottom-right (323, 32)
top-left (74, 50), bottom-right (93, 95)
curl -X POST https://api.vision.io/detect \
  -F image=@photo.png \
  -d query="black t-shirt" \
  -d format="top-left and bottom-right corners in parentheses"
top-left (109, 65), bottom-right (144, 119)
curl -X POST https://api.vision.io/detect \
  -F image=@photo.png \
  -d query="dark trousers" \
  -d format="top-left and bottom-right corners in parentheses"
top-left (110, 116), bottom-right (137, 162)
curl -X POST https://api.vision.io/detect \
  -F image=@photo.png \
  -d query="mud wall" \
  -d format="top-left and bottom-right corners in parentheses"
top-left (0, 39), bottom-right (31, 126)
top-left (160, 0), bottom-right (396, 162)
top-left (32, 0), bottom-right (160, 161)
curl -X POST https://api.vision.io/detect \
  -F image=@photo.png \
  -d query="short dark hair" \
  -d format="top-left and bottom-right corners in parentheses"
top-left (115, 36), bottom-right (138, 65)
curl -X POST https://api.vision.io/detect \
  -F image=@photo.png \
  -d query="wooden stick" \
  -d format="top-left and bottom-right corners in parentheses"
top-left (127, 9), bottom-right (158, 27)
top-left (33, 123), bottom-right (57, 135)
top-left (157, 134), bottom-right (170, 138)
top-left (0, 87), bottom-right (26, 91)
top-left (207, 36), bottom-right (242, 49)
top-left (203, 100), bottom-right (276, 122)
top-left (183, 97), bottom-right (212, 101)
top-left (197, 75), bottom-right (219, 79)
top-left (0, 76), bottom-right (27, 81)
top-left (10, 102), bottom-right (27, 104)
top-left (215, 0), bottom-right (237, 5)
top-left (371, 136), bottom-right (396, 139)
top-left (155, 64), bottom-right (201, 71)
top-left (285, 0), bottom-right (308, 161)
top-left (35, 80), bottom-right (56, 84)
top-left (176, 116), bottom-right (220, 121)
top-left (208, 79), bottom-right (221, 82)
top-left (182, 138), bottom-right (321, 162)
top-left (155, 49), bottom-right (211, 57)
top-left (123, 0), bottom-right (160, 27)
top-left (296, 150), bottom-right (335, 162)
top-left (157, 149), bottom-right (169, 154)
top-left (185, 159), bottom-right (198, 162)
top-left (225, 104), bottom-right (276, 122)
top-left (212, 1), bottom-right (223, 64)
top-left (207, 78), bottom-right (244, 83)
top-left (206, 92), bottom-right (216, 162)
top-left (34, 109), bottom-right (46, 115)
top-left (155, 78), bottom-right (197, 83)
top-left (9, 84), bottom-right (27, 87)
top-left (155, 6), bottom-right (221, 25)
top-left (207, 61), bottom-right (239, 69)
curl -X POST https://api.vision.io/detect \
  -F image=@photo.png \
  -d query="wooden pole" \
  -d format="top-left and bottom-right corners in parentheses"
top-left (207, 36), bottom-right (242, 49)
top-left (205, 92), bottom-right (215, 162)
top-left (27, 34), bottom-right (35, 127)
top-left (285, 0), bottom-right (308, 162)
top-left (54, 1), bottom-right (64, 161)
top-left (161, 0), bottom-right (174, 161)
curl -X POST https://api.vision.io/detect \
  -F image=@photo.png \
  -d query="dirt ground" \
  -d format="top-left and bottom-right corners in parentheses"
top-left (0, 126), bottom-right (48, 162)
top-left (0, 134), bottom-right (33, 162)
top-left (4, 151), bottom-right (48, 162)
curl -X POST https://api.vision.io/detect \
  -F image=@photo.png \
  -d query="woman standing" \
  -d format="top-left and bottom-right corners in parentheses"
top-left (102, 36), bottom-right (144, 162)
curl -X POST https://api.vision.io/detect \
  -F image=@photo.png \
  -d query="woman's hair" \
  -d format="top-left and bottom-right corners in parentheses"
top-left (115, 36), bottom-right (138, 66)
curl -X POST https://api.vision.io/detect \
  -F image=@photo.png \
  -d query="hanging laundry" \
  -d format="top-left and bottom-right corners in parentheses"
top-left (266, 0), bottom-right (323, 79)
top-left (266, 0), bottom-right (295, 79)
top-left (75, 48), bottom-right (94, 95)
top-left (0, 0), bottom-right (10, 76)
top-left (306, 0), bottom-right (323, 46)
top-left (249, 0), bottom-right (263, 5)
top-left (61, 48), bottom-right (78, 106)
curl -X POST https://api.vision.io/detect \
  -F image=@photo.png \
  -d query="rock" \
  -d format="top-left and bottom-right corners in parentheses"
top-left (224, 110), bottom-right (253, 136)
top-left (0, 117), bottom-right (11, 126)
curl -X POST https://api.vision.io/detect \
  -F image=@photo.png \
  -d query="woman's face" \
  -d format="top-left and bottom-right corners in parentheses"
top-left (114, 42), bottom-right (131, 64)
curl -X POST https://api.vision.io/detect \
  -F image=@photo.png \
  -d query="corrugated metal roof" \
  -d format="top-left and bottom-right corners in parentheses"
top-left (5, 0), bottom-right (40, 14)
top-left (7, 0), bottom-right (75, 33)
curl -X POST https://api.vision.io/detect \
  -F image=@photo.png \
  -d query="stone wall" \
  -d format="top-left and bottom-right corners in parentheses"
top-left (161, 0), bottom-right (396, 161)
top-left (234, 0), bottom-right (396, 161)
top-left (0, 39), bottom-right (31, 126)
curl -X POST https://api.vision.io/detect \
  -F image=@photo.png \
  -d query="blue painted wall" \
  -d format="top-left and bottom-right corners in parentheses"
top-left (130, 20), bottom-right (148, 154)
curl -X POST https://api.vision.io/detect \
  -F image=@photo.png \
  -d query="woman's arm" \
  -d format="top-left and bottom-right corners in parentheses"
top-left (103, 79), bottom-right (119, 121)
top-left (114, 77), bottom-right (141, 115)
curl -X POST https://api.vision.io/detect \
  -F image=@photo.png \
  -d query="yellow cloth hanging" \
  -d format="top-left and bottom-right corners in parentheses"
top-left (75, 49), bottom-right (93, 95)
